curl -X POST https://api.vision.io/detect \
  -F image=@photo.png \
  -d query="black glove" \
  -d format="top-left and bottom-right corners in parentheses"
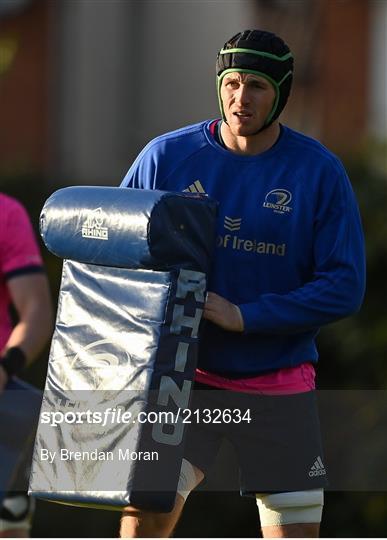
top-left (0, 347), bottom-right (27, 379)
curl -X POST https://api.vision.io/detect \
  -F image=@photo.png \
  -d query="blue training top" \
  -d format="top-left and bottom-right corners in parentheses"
top-left (121, 120), bottom-right (366, 377)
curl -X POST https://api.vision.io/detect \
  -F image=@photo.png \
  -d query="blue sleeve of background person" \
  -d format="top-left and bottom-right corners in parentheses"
top-left (239, 165), bottom-right (366, 335)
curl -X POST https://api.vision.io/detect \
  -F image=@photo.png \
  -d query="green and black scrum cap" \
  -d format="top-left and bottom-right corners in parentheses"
top-left (216, 29), bottom-right (294, 128)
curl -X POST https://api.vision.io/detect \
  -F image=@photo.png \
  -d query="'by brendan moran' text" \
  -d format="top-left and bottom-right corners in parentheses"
top-left (40, 448), bottom-right (159, 463)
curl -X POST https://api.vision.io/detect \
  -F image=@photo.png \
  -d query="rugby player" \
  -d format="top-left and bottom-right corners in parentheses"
top-left (0, 193), bottom-right (52, 537)
top-left (119, 30), bottom-right (366, 538)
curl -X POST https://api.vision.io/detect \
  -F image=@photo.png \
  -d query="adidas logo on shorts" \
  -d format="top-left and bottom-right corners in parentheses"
top-left (308, 456), bottom-right (326, 477)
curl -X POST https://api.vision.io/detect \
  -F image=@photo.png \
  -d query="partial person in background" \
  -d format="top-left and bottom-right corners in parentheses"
top-left (119, 29), bottom-right (365, 538)
top-left (0, 193), bottom-right (53, 537)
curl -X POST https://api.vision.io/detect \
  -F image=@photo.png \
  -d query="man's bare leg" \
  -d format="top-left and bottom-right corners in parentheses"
top-left (120, 462), bottom-right (204, 538)
top-left (120, 494), bottom-right (186, 538)
top-left (0, 527), bottom-right (30, 538)
top-left (261, 522), bottom-right (320, 538)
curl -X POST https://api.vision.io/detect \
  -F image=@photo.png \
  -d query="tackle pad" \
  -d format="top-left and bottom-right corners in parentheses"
top-left (29, 186), bottom-right (217, 512)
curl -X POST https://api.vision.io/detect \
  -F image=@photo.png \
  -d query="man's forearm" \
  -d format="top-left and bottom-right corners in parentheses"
top-left (3, 313), bottom-right (53, 365)
top-left (4, 273), bottom-right (54, 364)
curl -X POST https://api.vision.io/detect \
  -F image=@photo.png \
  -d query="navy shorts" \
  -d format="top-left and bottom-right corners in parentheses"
top-left (183, 382), bottom-right (328, 495)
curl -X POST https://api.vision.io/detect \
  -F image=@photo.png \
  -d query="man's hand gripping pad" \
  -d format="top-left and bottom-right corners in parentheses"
top-left (29, 186), bottom-right (217, 512)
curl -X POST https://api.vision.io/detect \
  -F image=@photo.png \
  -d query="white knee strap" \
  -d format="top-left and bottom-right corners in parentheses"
top-left (256, 489), bottom-right (324, 526)
top-left (176, 459), bottom-right (200, 502)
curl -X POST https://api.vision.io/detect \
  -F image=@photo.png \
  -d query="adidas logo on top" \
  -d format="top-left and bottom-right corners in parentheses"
top-left (224, 216), bottom-right (242, 232)
top-left (183, 180), bottom-right (206, 194)
top-left (308, 456), bottom-right (326, 477)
